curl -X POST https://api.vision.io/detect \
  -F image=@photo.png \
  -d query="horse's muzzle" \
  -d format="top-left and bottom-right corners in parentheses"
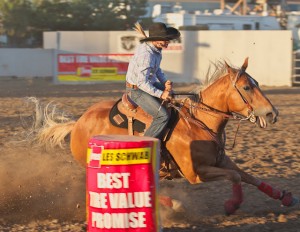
top-left (256, 107), bottom-right (278, 128)
top-left (266, 108), bottom-right (279, 124)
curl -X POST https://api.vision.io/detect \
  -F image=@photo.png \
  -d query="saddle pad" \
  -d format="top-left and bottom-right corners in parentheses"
top-left (109, 99), bottom-right (146, 133)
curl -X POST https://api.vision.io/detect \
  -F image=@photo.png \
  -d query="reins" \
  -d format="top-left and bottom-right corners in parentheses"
top-left (168, 98), bottom-right (226, 149)
top-left (168, 69), bottom-right (258, 150)
top-left (168, 98), bottom-right (250, 151)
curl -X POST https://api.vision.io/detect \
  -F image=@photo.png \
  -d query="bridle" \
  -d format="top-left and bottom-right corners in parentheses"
top-left (171, 69), bottom-right (258, 123)
top-left (168, 68), bottom-right (259, 150)
top-left (232, 69), bottom-right (257, 123)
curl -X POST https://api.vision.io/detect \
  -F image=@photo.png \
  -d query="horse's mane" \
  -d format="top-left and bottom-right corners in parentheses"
top-left (192, 60), bottom-right (238, 93)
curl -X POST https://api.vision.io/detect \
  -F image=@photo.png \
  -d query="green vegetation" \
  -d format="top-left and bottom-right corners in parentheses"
top-left (0, 0), bottom-right (150, 47)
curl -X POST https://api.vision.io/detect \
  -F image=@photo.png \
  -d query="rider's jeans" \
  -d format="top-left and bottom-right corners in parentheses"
top-left (127, 84), bottom-right (169, 139)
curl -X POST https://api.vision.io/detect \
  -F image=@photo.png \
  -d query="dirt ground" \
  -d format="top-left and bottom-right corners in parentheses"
top-left (0, 77), bottom-right (300, 232)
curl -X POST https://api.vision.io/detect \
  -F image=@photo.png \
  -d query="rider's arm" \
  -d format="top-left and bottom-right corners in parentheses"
top-left (156, 67), bottom-right (167, 85)
top-left (135, 54), bottom-right (164, 98)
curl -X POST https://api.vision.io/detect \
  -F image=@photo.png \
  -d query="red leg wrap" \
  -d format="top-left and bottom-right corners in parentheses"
top-left (224, 200), bottom-right (239, 215)
top-left (158, 195), bottom-right (173, 208)
top-left (258, 182), bottom-right (281, 199)
top-left (224, 183), bottom-right (243, 215)
top-left (281, 192), bottom-right (294, 206)
top-left (232, 183), bottom-right (243, 205)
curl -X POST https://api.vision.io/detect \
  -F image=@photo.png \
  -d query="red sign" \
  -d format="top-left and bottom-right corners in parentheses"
top-left (56, 54), bottom-right (132, 82)
top-left (58, 54), bottom-right (131, 73)
top-left (86, 135), bottom-right (161, 232)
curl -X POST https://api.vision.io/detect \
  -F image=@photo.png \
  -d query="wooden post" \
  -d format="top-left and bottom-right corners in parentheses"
top-left (220, 0), bottom-right (225, 11)
top-left (242, 0), bottom-right (248, 15)
top-left (231, 0), bottom-right (243, 13)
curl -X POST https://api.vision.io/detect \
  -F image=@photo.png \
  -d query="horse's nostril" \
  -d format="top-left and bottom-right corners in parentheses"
top-left (266, 112), bottom-right (277, 124)
top-left (272, 113), bottom-right (278, 124)
top-left (266, 113), bottom-right (273, 123)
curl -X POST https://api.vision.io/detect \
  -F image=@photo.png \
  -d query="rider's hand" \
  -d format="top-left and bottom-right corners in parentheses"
top-left (165, 80), bottom-right (173, 92)
top-left (160, 90), bottom-right (171, 101)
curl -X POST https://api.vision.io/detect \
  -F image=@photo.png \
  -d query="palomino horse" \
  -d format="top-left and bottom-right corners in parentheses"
top-left (34, 58), bottom-right (298, 214)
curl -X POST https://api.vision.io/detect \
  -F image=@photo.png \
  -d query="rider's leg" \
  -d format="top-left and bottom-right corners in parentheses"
top-left (129, 88), bottom-right (169, 139)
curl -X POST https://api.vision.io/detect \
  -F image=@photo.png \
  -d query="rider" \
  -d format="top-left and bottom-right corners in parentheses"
top-left (125, 22), bottom-right (181, 141)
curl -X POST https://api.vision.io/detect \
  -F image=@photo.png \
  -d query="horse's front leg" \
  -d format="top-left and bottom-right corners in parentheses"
top-left (197, 165), bottom-right (244, 215)
top-left (220, 155), bottom-right (299, 209)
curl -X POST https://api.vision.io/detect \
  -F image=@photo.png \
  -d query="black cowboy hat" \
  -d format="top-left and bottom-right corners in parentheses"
top-left (140, 22), bottom-right (180, 42)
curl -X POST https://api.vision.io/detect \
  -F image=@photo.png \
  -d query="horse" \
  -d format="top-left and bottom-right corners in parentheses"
top-left (32, 58), bottom-right (298, 215)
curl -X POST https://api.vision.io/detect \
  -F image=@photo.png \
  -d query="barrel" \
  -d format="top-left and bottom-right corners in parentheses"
top-left (86, 135), bottom-right (161, 232)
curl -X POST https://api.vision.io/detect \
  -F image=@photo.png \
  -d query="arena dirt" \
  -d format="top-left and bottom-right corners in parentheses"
top-left (0, 78), bottom-right (300, 231)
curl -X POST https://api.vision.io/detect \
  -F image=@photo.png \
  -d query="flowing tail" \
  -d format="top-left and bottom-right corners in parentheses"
top-left (25, 97), bottom-right (76, 149)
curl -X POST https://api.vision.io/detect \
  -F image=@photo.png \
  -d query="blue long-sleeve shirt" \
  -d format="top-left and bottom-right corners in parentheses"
top-left (126, 42), bottom-right (167, 98)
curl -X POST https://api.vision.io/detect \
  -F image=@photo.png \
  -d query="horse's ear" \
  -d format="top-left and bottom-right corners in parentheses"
top-left (241, 57), bottom-right (249, 71)
top-left (225, 61), bottom-right (230, 70)
top-left (225, 61), bottom-right (233, 75)
top-left (224, 61), bottom-right (237, 85)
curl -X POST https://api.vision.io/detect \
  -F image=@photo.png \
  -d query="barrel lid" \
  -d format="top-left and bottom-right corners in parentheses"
top-left (88, 135), bottom-right (159, 149)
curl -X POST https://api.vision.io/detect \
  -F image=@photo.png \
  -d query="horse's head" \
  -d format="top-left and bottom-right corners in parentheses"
top-left (226, 58), bottom-right (278, 128)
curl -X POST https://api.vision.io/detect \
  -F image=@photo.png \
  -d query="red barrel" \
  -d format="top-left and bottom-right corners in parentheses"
top-left (86, 135), bottom-right (161, 232)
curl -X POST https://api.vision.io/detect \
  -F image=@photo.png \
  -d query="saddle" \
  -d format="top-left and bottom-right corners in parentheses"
top-left (117, 93), bottom-right (152, 135)
top-left (109, 91), bottom-right (201, 140)
top-left (108, 92), bottom-right (197, 179)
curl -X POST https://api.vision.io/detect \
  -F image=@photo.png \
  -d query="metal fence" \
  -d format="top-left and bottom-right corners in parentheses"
top-left (292, 50), bottom-right (300, 85)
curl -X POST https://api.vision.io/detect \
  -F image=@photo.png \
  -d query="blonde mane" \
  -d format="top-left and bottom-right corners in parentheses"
top-left (192, 60), bottom-right (239, 93)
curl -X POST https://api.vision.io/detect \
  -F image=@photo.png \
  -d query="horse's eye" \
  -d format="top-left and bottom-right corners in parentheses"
top-left (243, 86), bottom-right (251, 91)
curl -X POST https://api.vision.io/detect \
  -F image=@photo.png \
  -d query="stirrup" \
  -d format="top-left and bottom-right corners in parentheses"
top-left (160, 145), bottom-right (183, 179)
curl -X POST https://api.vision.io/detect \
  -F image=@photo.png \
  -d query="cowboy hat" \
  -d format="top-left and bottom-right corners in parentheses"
top-left (140, 22), bottom-right (180, 42)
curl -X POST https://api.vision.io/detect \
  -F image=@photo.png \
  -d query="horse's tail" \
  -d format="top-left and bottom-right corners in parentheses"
top-left (25, 97), bottom-right (76, 149)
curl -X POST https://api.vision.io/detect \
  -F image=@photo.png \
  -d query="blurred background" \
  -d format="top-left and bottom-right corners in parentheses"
top-left (1, 0), bottom-right (300, 85)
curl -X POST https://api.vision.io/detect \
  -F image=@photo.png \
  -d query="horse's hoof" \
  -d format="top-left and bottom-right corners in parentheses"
top-left (158, 195), bottom-right (173, 208)
top-left (158, 196), bottom-right (185, 212)
top-left (224, 200), bottom-right (240, 215)
top-left (281, 192), bottom-right (299, 207)
top-left (171, 199), bottom-right (185, 213)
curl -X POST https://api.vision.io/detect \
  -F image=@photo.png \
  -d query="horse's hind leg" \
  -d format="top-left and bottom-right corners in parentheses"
top-left (220, 155), bottom-right (299, 208)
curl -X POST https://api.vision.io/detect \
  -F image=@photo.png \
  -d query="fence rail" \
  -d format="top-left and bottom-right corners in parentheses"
top-left (292, 51), bottom-right (300, 85)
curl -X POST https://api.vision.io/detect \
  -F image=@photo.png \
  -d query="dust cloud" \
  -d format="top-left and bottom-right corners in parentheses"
top-left (0, 142), bottom-right (86, 224)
